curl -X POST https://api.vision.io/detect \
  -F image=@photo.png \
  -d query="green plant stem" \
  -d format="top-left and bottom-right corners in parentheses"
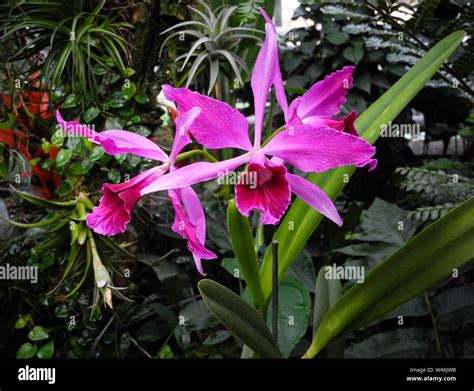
top-left (424, 291), bottom-right (444, 356)
top-left (87, 230), bottom-right (101, 263)
top-left (62, 239), bottom-right (92, 299)
top-left (175, 149), bottom-right (218, 163)
top-left (262, 125), bottom-right (286, 148)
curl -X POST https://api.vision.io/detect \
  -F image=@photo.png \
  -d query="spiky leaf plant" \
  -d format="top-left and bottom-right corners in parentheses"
top-left (160, 0), bottom-right (263, 95)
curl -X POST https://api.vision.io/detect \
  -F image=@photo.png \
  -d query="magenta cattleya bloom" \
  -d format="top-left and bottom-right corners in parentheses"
top-left (56, 109), bottom-right (216, 275)
top-left (140, 8), bottom-right (377, 225)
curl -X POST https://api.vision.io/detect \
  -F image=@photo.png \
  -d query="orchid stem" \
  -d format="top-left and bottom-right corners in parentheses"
top-left (175, 149), bottom-right (218, 163)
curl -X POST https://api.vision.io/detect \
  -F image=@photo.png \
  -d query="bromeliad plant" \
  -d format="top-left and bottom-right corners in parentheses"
top-left (56, 9), bottom-right (471, 358)
top-left (160, 0), bottom-right (263, 96)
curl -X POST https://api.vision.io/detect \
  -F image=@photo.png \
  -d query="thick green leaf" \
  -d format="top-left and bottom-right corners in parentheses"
top-left (55, 149), bottom-right (72, 167)
top-left (63, 93), bottom-right (79, 108)
top-left (83, 107), bottom-right (100, 122)
top-left (227, 199), bottom-right (264, 307)
top-left (343, 45), bottom-right (364, 64)
top-left (313, 266), bottom-right (344, 358)
top-left (220, 257), bottom-right (242, 279)
top-left (37, 341), bottom-right (54, 359)
top-left (51, 129), bottom-right (65, 147)
top-left (304, 196), bottom-right (474, 358)
top-left (135, 92), bottom-right (150, 104)
top-left (28, 326), bottom-right (49, 341)
top-left (313, 267), bottom-right (342, 331)
top-left (107, 168), bottom-right (121, 183)
top-left (266, 276), bottom-right (311, 358)
top-left (259, 30), bottom-right (466, 310)
top-left (90, 146), bottom-right (105, 161)
top-left (203, 330), bottom-right (232, 346)
top-left (16, 343), bottom-right (37, 359)
top-left (287, 249), bottom-right (316, 293)
top-left (198, 279), bottom-right (281, 358)
top-left (326, 31), bottom-right (350, 46)
top-left (122, 81), bottom-right (136, 100)
top-left (15, 314), bottom-right (32, 330)
top-left (179, 299), bottom-right (217, 331)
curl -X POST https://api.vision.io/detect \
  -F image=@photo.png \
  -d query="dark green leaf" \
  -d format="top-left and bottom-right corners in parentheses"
top-left (28, 326), bottom-right (49, 341)
top-left (326, 31), bottom-right (350, 45)
top-left (227, 199), bottom-right (264, 307)
top-left (203, 330), bottom-right (232, 346)
top-left (63, 93), bottom-right (79, 108)
top-left (83, 107), bottom-right (100, 122)
top-left (16, 343), bottom-right (37, 359)
top-left (179, 299), bottom-right (217, 331)
top-left (51, 129), bottom-right (65, 147)
top-left (55, 149), bottom-right (72, 167)
top-left (107, 169), bottom-right (121, 183)
top-left (37, 341), bottom-right (54, 359)
top-left (198, 279), bottom-right (281, 358)
top-left (135, 92), bottom-right (150, 104)
top-left (90, 146), bottom-right (105, 161)
top-left (345, 328), bottom-right (433, 359)
top-left (304, 197), bottom-right (474, 358)
top-left (266, 276), bottom-right (311, 358)
top-left (343, 45), bottom-right (364, 64)
top-left (122, 81), bottom-right (136, 101)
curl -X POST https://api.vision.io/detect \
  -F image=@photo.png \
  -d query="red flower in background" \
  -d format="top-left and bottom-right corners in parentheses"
top-left (0, 71), bottom-right (61, 199)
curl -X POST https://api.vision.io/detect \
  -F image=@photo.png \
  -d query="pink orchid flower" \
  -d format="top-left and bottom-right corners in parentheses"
top-left (139, 9), bottom-right (377, 226)
top-left (56, 109), bottom-right (216, 275)
top-left (257, 10), bottom-right (367, 143)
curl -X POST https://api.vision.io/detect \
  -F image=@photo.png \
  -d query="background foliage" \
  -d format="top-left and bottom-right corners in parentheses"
top-left (0, 0), bottom-right (473, 359)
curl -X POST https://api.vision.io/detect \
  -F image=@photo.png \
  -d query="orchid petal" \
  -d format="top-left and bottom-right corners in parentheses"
top-left (140, 153), bottom-right (252, 196)
top-left (169, 188), bottom-right (216, 275)
top-left (262, 123), bottom-right (376, 172)
top-left (251, 22), bottom-right (278, 147)
top-left (301, 116), bottom-right (346, 131)
top-left (170, 107), bottom-right (201, 163)
top-left (181, 186), bottom-right (215, 275)
top-left (298, 110), bottom-right (359, 136)
top-left (180, 186), bottom-right (206, 243)
top-left (287, 173), bottom-right (343, 226)
top-left (86, 167), bottom-right (167, 235)
top-left (57, 111), bottom-right (169, 162)
top-left (235, 154), bottom-right (291, 225)
top-left (258, 8), bottom-right (288, 120)
top-left (162, 85), bottom-right (252, 151)
top-left (340, 110), bottom-right (359, 136)
top-left (297, 66), bottom-right (355, 119)
top-left (97, 130), bottom-right (169, 161)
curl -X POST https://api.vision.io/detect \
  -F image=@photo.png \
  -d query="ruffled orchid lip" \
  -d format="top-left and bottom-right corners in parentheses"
top-left (86, 165), bottom-right (169, 236)
top-left (235, 154), bottom-right (291, 225)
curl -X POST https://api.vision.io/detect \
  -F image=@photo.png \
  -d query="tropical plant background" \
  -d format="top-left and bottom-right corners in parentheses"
top-left (0, 0), bottom-right (473, 359)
